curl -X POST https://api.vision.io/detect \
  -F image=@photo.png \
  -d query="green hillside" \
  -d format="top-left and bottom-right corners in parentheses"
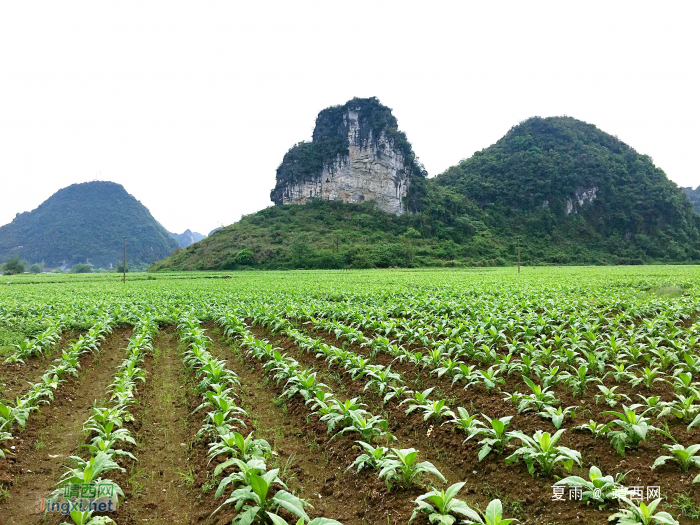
top-left (435, 117), bottom-right (700, 262)
top-left (0, 181), bottom-right (178, 269)
top-left (152, 115), bottom-right (700, 271)
top-left (152, 198), bottom-right (480, 270)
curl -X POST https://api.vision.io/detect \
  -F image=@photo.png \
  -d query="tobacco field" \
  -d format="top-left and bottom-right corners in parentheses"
top-left (0, 266), bottom-right (699, 525)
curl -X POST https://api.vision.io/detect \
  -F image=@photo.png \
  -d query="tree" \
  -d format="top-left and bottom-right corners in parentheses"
top-left (71, 263), bottom-right (92, 273)
top-left (291, 233), bottom-right (313, 266)
top-left (330, 230), bottom-right (344, 252)
top-left (1, 256), bottom-right (25, 275)
top-left (234, 247), bottom-right (254, 265)
top-left (28, 263), bottom-right (43, 274)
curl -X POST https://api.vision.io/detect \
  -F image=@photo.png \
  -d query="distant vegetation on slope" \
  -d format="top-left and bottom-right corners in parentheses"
top-left (153, 198), bottom-right (501, 271)
top-left (0, 181), bottom-right (178, 269)
top-left (682, 185), bottom-right (700, 214)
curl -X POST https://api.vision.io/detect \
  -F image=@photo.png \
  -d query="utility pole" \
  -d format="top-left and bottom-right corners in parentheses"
top-left (123, 237), bottom-right (126, 284)
top-left (517, 236), bottom-right (521, 274)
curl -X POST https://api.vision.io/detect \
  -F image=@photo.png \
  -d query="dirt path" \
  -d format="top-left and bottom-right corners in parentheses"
top-left (110, 329), bottom-right (221, 525)
top-left (0, 331), bottom-right (82, 401)
top-left (0, 326), bottom-right (132, 525)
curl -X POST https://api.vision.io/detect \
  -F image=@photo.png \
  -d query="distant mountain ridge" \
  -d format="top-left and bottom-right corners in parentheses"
top-left (170, 229), bottom-right (207, 248)
top-left (153, 109), bottom-right (700, 271)
top-left (0, 181), bottom-right (178, 268)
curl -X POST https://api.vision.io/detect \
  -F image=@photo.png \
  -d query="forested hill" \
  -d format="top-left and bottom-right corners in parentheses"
top-left (434, 117), bottom-right (700, 262)
top-left (0, 181), bottom-right (178, 269)
top-left (152, 116), bottom-right (700, 271)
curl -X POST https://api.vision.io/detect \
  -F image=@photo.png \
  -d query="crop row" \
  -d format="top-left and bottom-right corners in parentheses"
top-left (177, 313), bottom-right (344, 525)
top-left (4, 319), bottom-right (64, 363)
top-left (216, 311), bottom-right (526, 525)
top-left (44, 315), bottom-right (156, 525)
top-left (0, 316), bottom-right (114, 457)
top-left (227, 306), bottom-right (697, 524)
top-left (250, 302), bottom-right (700, 441)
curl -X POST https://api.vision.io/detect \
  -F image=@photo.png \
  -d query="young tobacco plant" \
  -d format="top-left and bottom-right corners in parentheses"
top-left (0, 431), bottom-right (12, 458)
top-left (364, 366), bottom-right (402, 397)
top-left (636, 395), bottom-right (663, 416)
top-left (671, 372), bottom-right (700, 397)
top-left (652, 443), bottom-right (700, 482)
top-left (410, 483), bottom-right (515, 525)
top-left (516, 377), bottom-right (558, 413)
top-left (347, 441), bottom-right (393, 474)
top-left (476, 366), bottom-right (504, 391)
top-left (595, 384), bottom-right (630, 407)
top-left (61, 510), bottom-right (116, 525)
top-left (608, 497), bottom-right (679, 525)
top-left (505, 429), bottom-right (581, 477)
top-left (630, 367), bottom-right (666, 389)
top-left (602, 405), bottom-right (660, 456)
top-left (383, 384), bottom-right (412, 405)
top-left (468, 415), bottom-right (514, 461)
top-left (56, 451), bottom-right (125, 503)
top-left (401, 388), bottom-right (435, 415)
top-left (575, 419), bottom-right (610, 438)
top-left (461, 498), bottom-right (518, 525)
top-left (555, 465), bottom-right (630, 508)
top-left (433, 358), bottom-right (463, 378)
top-left (283, 371), bottom-right (329, 402)
top-left (333, 411), bottom-right (392, 445)
top-left (452, 365), bottom-right (480, 389)
top-left (605, 363), bottom-right (637, 383)
top-left (445, 407), bottom-right (485, 441)
top-left (209, 431), bottom-right (272, 464)
top-left (378, 448), bottom-right (446, 490)
top-left (562, 365), bottom-right (596, 397)
top-left (414, 399), bottom-right (455, 423)
top-left (658, 394), bottom-right (700, 423)
top-left (319, 398), bottom-right (368, 433)
top-left (213, 468), bottom-right (313, 524)
top-left (215, 458), bottom-right (269, 498)
top-left (538, 405), bottom-right (576, 430)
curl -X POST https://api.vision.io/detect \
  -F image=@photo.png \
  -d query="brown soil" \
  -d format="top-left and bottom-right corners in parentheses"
top-left (244, 320), bottom-right (700, 525)
top-left (0, 326), bottom-right (133, 525)
top-left (106, 327), bottom-right (228, 525)
top-left (0, 331), bottom-right (82, 401)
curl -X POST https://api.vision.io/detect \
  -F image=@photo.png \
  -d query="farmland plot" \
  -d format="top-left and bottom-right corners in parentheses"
top-left (0, 266), bottom-right (698, 524)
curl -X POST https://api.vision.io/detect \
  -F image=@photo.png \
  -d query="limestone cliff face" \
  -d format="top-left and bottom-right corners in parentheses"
top-left (271, 97), bottom-right (424, 215)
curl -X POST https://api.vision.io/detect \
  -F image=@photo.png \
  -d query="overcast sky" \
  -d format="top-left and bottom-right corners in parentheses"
top-left (1, 1), bottom-right (698, 235)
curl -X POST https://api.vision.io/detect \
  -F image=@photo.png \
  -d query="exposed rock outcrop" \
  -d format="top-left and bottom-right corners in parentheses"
top-left (271, 97), bottom-right (425, 215)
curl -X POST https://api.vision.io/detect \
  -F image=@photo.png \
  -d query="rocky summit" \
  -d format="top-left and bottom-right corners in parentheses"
top-left (270, 97), bottom-right (426, 215)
